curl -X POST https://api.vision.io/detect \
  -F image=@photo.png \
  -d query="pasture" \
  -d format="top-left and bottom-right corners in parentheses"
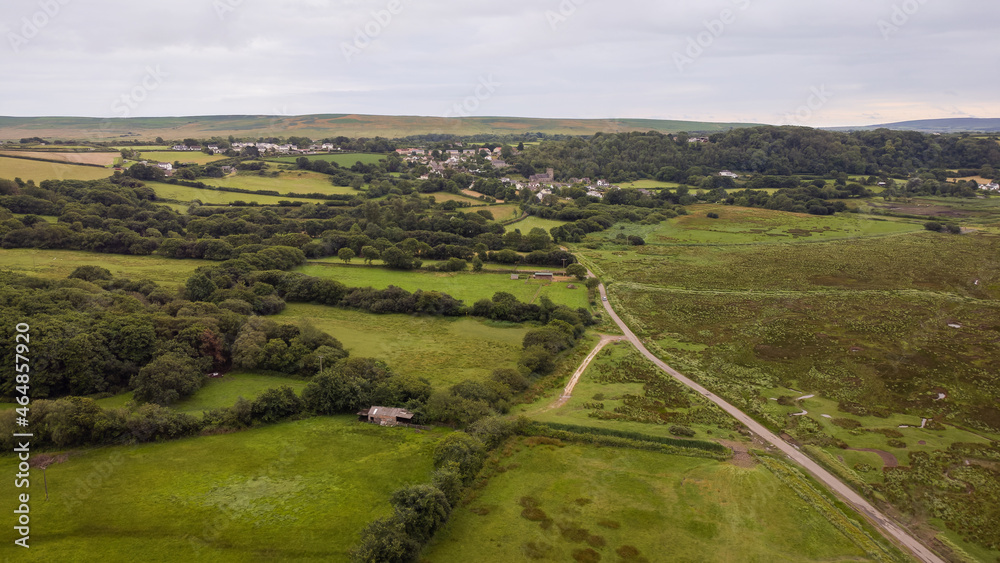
top-left (145, 181), bottom-right (327, 205)
top-left (0, 156), bottom-right (111, 182)
top-left (268, 153), bottom-right (386, 167)
top-left (508, 215), bottom-right (571, 233)
top-left (298, 263), bottom-right (591, 309)
top-left (171, 372), bottom-right (310, 415)
top-left (423, 438), bottom-right (892, 562)
top-left (140, 151), bottom-right (229, 165)
top-left (279, 304), bottom-right (529, 388)
top-left (209, 170), bottom-right (357, 196)
top-left (0, 248), bottom-right (205, 288)
top-left (0, 150), bottom-right (116, 166)
top-left (0, 416), bottom-right (444, 562)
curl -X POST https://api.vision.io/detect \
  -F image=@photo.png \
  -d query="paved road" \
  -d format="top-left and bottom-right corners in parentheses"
top-left (597, 283), bottom-right (943, 563)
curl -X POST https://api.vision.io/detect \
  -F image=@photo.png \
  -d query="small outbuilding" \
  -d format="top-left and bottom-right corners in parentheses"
top-left (534, 272), bottom-right (554, 281)
top-left (357, 406), bottom-right (415, 427)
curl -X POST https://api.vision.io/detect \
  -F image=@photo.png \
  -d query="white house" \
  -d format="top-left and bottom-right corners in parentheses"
top-left (719, 170), bottom-right (740, 178)
top-left (980, 182), bottom-right (1000, 192)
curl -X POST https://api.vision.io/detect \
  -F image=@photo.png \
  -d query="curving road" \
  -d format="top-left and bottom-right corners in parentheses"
top-left (597, 283), bottom-right (943, 563)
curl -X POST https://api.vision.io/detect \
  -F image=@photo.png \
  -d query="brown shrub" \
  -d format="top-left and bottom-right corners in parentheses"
top-left (519, 496), bottom-right (538, 508)
top-left (597, 520), bottom-right (621, 529)
top-left (574, 497), bottom-right (593, 506)
top-left (559, 523), bottom-right (591, 542)
top-left (523, 542), bottom-right (554, 560)
top-left (586, 535), bottom-right (606, 548)
top-left (617, 545), bottom-right (641, 558)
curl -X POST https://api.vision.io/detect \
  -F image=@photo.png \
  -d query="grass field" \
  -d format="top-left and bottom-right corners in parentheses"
top-left (0, 248), bottom-right (205, 288)
top-left (508, 215), bottom-right (571, 233)
top-left (0, 150), bottom-right (117, 166)
top-left (209, 170), bottom-right (357, 196)
top-left (171, 372), bottom-right (310, 415)
top-left (0, 156), bottom-right (112, 182)
top-left (424, 438), bottom-right (889, 562)
top-left (279, 304), bottom-right (529, 388)
top-left (0, 416), bottom-right (444, 562)
top-left (298, 263), bottom-right (591, 310)
top-left (578, 202), bottom-right (1000, 556)
top-left (616, 179), bottom-right (683, 190)
top-left (140, 151), bottom-right (229, 165)
top-left (267, 153), bottom-right (386, 167)
top-left (521, 342), bottom-right (736, 440)
top-left (145, 181), bottom-right (328, 205)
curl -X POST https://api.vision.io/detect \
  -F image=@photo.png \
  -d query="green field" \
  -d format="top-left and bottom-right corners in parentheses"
top-left (268, 153), bottom-right (386, 167)
top-left (298, 263), bottom-right (591, 310)
top-left (140, 151), bottom-right (229, 165)
top-left (172, 372), bottom-right (310, 415)
top-left (0, 248), bottom-right (205, 288)
top-left (0, 115), bottom-right (761, 141)
top-left (424, 438), bottom-right (892, 562)
top-left (508, 215), bottom-right (571, 233)
top-left (616, 179), bottom-right (682, 190)
top-left (0, 156), bottom-right (111, 182)
top-left (521, 342), bottom-right (736, 440)
top-left (279, 304), bottom-right (529, 388)
top-left (0, 416), bottom-right (444, 562)
top-left (579, 202), bottom-right (1000, 556)
top-left (145, 181), bottom-right (328, 205)
top-left (209, 170), bottom-right (357, 196)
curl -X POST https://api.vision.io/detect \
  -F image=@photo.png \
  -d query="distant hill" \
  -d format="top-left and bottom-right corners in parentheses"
top-left (0, 114), bottom-right (762, 141)
top-left (831, 118), bottom-right (1000, 134)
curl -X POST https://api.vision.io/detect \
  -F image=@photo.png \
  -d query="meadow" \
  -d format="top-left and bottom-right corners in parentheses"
top-left (579, 202), bottom-right (1000, 557)
top-left (268, 153), bottom-right (386, 167)
top-left (508, 215), bottom-right (571, 233)
top-left (0, 248), bottom-right (206, 288)
top-left (0, 150), bottom-right (117, 166)
top-left (0, 156), bottom-right (112, 182)
top-left (298, 263), bottom-right (591, 309)
top-left (208, 169), bottom-right (357, 196)
top-left (279, 304), bottom-right (529, 388)
top-left (141, 151), bottom-right (229, 165)
top-left (423, 438), bottom-right (897, 562)
top-left (145, 181), bottom-right (328, 205)
top-left (0, 416), bottom-right (445, 562)
top-left (171, 372), bottom-right (310, 415)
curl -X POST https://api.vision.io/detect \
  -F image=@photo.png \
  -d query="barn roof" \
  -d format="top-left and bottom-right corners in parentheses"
top-left (357, 407), bottom-right (415, 419)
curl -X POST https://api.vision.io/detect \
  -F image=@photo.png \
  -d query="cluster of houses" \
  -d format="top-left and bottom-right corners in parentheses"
top-left (229, 142), bottom-right (338, 155)
top-left (980, 182), bottom-right (1000, 192)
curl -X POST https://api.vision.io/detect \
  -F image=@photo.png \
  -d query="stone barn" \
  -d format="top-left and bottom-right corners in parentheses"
top-left (357, 407), bottom-right (415, 427)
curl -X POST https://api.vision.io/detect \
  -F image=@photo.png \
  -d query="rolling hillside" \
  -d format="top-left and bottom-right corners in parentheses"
top-left (0, 114), bottom-right (760, 141)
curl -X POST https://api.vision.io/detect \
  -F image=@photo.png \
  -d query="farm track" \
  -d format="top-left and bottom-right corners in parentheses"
top-left (548, 334), bottom-right (627, 409)
top-left (597, 281), bottom-right (945, 563)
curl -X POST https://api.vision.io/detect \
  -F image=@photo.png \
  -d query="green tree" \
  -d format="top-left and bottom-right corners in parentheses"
top-left (185, 272), bottom-right (217, 302)
top-left (390, 484), bottom-right (452, 543)
top-left (433, 432), bottom-right (485, 483)
top-left (338, 247), bottom-right (356, 263)
top-left (471, 257), bottom-right (483, 272)
top-left (361, 246), bottom-right (380, 264)
top-left (565, 264), bottom-right (587, 280)
top-left (350, 517), bottom-right (420, 563)
top-left (130, 352), bottom-right (205, 406)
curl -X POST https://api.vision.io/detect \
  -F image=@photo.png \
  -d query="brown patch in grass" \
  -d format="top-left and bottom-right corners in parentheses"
top-left (597, 520), bottom-right (620, 529)
top-left (521, 507), bottom-right (548, 521)
top-left (519, 496), bottom-right (538, 508)
top-left (523, 541), bottom-right (555, 560)
top-left (470, 506), bottom-right (493, 516)
top-left (586, 535), bottom-right (606, 548)
top-left (574, 497), bottom-right (593, 506)
top-left (572, 548), bottom-right (602, 562)
top-left (559, 522), bottom-right (591, 543)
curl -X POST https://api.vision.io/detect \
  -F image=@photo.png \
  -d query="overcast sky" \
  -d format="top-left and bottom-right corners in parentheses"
top-left (1, 0), bottom-right (997, 127)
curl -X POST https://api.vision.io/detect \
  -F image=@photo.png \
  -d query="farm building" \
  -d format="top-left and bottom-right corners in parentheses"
top-left (534, 272), bottom-right (554, 280)
top-left (357, 407), bottom-right (415, 427)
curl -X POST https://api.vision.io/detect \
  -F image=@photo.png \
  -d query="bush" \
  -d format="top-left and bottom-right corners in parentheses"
top-left (669, 425), bottom-right (696, 437)
top-left (433, 432), bottom-right (486, 483)
top-left (706, 212), bottom-right (720, 219)
top-left (249, 386), bottom-right (304, 423)
top-left (831, 417), bottom-right (862, 429)
top-left (923, 221), bottom-right (943, 232)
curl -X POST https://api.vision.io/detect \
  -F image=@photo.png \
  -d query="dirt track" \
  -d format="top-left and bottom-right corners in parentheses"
top-left (549, 335), bottom-right (626, 409)
top-left (597, 282), bottom-right (944, 563)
